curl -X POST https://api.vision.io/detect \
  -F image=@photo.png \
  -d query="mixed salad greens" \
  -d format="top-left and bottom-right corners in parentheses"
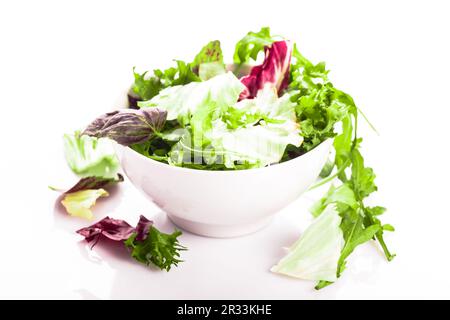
top-left (59, 132), bottom-right (184, 270)
top-left (60, 27), bottom-right (394, 288)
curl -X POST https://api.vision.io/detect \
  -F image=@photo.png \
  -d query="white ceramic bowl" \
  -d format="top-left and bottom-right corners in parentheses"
top-left (117, 139), bottom-right (332, 238)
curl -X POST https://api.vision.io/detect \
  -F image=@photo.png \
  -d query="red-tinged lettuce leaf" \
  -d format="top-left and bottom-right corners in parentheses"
top-left (77, 215), bottom-right (185, 271)
top-left (83, 109), bottom-right (167, 146)
top-left (76, 215), bottom-right (153, 244)
top-left (77, 216), bottom-right (136, 243)
top-left (191, 40), bottom-right (224, 72)
top-left (135, 215), bottom-right (153, 241)
top-left (239, 40), bottom-right (293, 100)
top-left (65, 174), bottom-right (124, 194)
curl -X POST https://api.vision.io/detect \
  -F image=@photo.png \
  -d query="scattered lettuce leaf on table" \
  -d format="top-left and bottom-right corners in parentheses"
top-left (61, 133), bottom-right (124, 219)
top-left (271, 205), bottom-right (344, 282)
top-left (77, 215), bottom-right (151, 243)
top-left (125, 226), bottom-right (186, 271)
top-left (282, 38), bottom-right (395, 288)
top-left (61, 189), bottom-right (109, 220)
top-left (77, 215), bottom-right (186, 271)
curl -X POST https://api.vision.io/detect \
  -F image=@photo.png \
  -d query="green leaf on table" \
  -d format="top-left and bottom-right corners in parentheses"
top-left (61, 189), bottom-right (109, 220)
top-left (124, 226), bottom-right (186, 271)
top-left (271, 205), bottom-right (344, 282)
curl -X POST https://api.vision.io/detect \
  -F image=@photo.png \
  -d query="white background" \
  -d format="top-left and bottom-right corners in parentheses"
top-left (1, 0), bottom-right (449, 299)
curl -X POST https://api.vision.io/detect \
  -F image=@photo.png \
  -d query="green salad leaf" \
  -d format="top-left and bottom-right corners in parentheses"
top-left (63, 132), bottom-right (120, 179)
top-left (199, 62), bottom-right (226, 81)
top-left (233, 27), bottom-right (277, 64)
top-left (139, 74), bottom-right (301, 169)
top-left (139, 72), bottom-right (245, 124)
top-left (77, 215), bottom-right (186, 271)
top-left (61, 189), bottom-right (109, 220)
top-left (132, 40), bottom-right (226, 101)
top-left (271, 205), bottom-right (344, 282)
top-left (125, 226), bottom-right (186, 271)
top-left (274, 36), bottom-right (394, 289)
top-left (70, 28), bottom-right (395, 284)
top-left (139, 72), bottom-right (246, 155)
top-left (132, 60), bottom-right (201, 101)
top-left (191, 40), bottom-right (224, 70)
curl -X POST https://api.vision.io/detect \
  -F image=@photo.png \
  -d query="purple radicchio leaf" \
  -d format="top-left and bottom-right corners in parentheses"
top-left (239, 40), bottom-right (293, 100)
top-left (65, 174), bottom-right (124, 194)
top-left (76, 215), bottom-right (154, 245)
top-left (82, 108), bottom-right (168, 146)
top-left (135, 215), bottom-right (153, 241)
top-left (76, 216), bottom-right (137, 243)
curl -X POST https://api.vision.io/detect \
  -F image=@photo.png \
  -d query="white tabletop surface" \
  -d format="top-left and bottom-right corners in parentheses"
top-left (1, 0), bottom-right (450, 299)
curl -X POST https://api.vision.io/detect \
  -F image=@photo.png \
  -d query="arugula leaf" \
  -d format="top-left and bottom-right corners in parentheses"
top-left (287, 43), bottom-right (394, 289)
top-left (310, 184), bottom-right (358, 217)
top-left (125, 226), bottom-right (186, 271)
top-left (233, 27), bottom-right (277, 64)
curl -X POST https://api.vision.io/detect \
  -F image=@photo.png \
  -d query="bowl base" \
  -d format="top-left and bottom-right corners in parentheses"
top-left (167, 214), bottom-right (273, 238)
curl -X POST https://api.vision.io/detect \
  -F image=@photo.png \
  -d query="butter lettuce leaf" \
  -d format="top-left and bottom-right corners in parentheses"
top-left (61, 189), bottom-right (109, 220)
top-left (139, 72), bottom-right (244, 122)
top-left (139, 72), bottom-right (245, 150)
top-left (271, 205), bottom-right (344, 282)
top-left (63, 132), bottom-right (119, 179)
top-left (199, 62), bottom-right (226, 81)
